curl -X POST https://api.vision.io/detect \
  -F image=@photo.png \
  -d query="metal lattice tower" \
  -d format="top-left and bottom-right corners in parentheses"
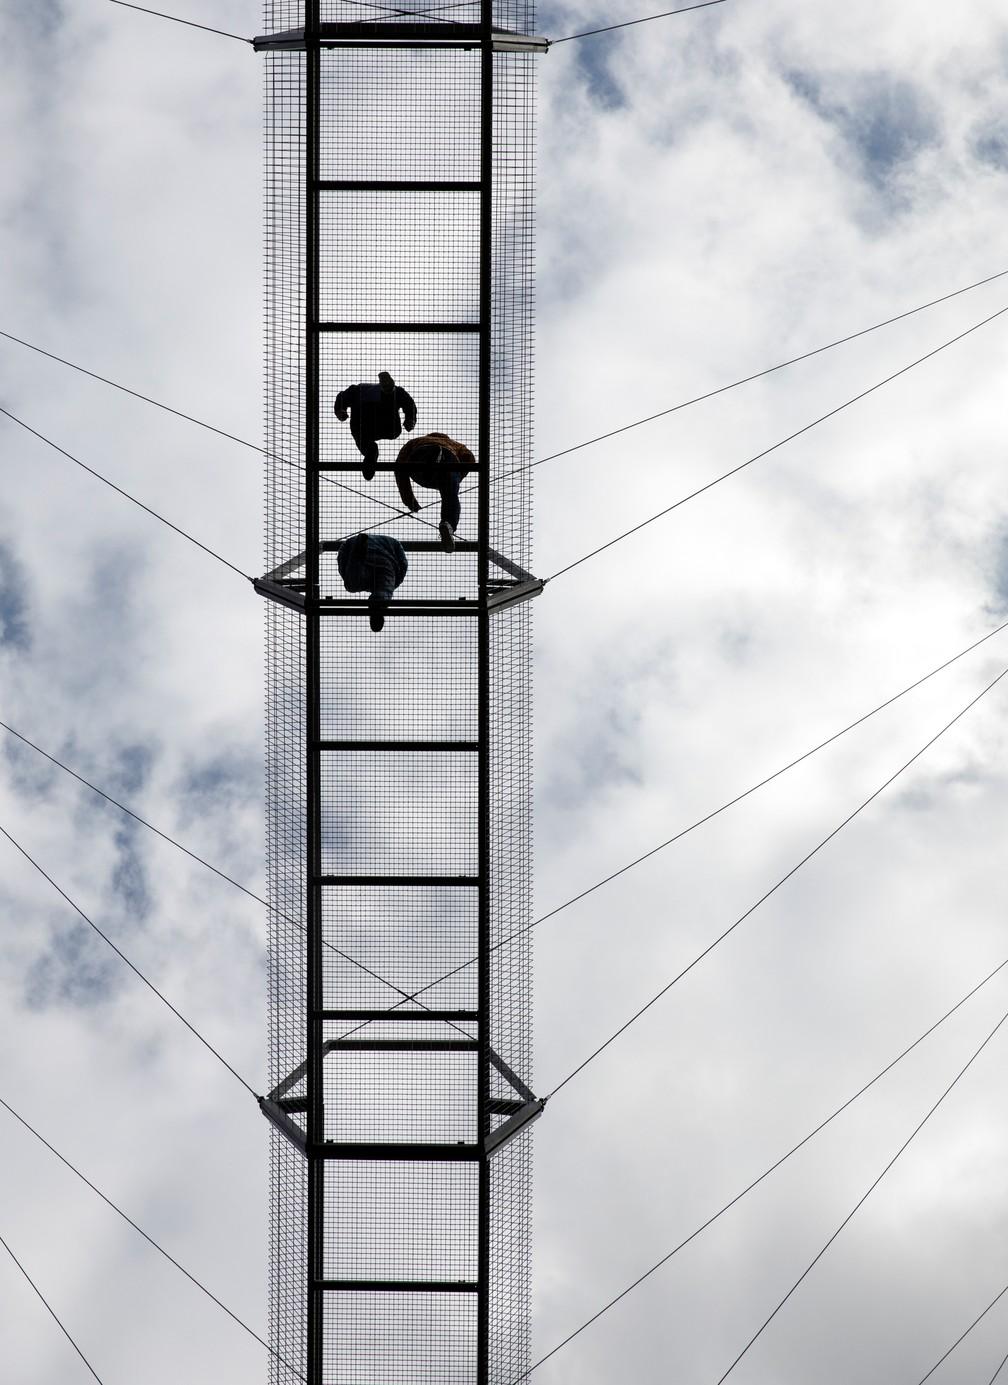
top-left (255, 3), bottom-right (544, 1380)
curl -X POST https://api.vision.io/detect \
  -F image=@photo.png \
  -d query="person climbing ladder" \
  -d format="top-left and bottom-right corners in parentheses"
top-left (336, 532), bottom-right (409, 632)
top-left (393, 431), bottom-right (476, 552)
top-left (334, 371), bottom-right (418, 480)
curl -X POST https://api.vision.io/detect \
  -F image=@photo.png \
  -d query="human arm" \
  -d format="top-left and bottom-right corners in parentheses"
top-left (451, 439), bottom-right (477, 472)
top-left (394, 459), bottom-right (421, 512)
top-left (333, 385), bottom-right (355, 421)
top-left (397, 387), bottom-right (418, 431)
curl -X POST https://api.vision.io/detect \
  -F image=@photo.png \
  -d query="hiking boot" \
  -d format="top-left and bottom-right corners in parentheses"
top-left (368, 591), bottom-right (387, 633)
top-left (439, 520), bottom-right (455, 552)
top-left (378, 370), bottom-right (395, 396)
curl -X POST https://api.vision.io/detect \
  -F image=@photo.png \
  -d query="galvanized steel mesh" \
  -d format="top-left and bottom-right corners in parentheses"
top-left (264, 6), bottom-right (535, 1381)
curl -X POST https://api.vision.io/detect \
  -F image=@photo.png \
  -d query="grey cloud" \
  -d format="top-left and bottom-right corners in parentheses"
top-left (541, 689), bottom-right (643, 813)
top-left (572, 41), bottom-right (628, 112)
top-left (175, 744), bottom-right (261, 823)
top-left (106, 813), bottom-right (154, 924)
top-left (785, 67), bottom-right (942, 197)
top-left (24, 915), bottom-right (121, 1011)
top-left (986, 523), bottom-right (1008, 615)
top-left (0, 539), bottom-right (30, 652)
top-left (972, 121), bottom-right (1008, 170)
top-left (18, 0), bottom-right (66, 45)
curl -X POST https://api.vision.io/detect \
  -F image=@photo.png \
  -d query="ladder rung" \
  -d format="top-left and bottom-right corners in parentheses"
top-left (319, 1009), bottom-right (479, 1022)
top-left (317, 1279), bottom-right (478, 1293)
top-left (318, 321), bottom-right (479, 334)
top-left (324, 1038), bottom-right (478, 1052)
top-left (318, 179), bottom-right (481, 192)
top-left (316, 740), bottom-right (479, 752)
top-left (320, 1141), bottom-right (480, 1161)
top-left (318, 875), bottom-right (480, 887)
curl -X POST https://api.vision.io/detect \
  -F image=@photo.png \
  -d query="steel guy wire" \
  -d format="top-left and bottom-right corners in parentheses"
top-left (544, 665), bottom-right (1008, 1100)
top-left (548, 301), bottom-right (1008, 581)
top-left (552, 0), bottom-right (726, 43)
top-left (520, 952), bottom-right (1008, 1379)
top-left (105, 0), bottom-right (727, 42)
top-left (0, 405), bottom-right (251, 582)
top-left (107, 0), bottom-right (251, 42)
top-left (337, 620), bottom-right (1008, 1040)
top-left (0, 822), bottom-right (259, 1099)
top-left (7, 611), bottom-right (1004, 1053)
top-left (0, 720), bottom-right (475, 1039)
top-left (0, 1094), bottom-right (306, 1383)
top-left (0, 329), bottom-right (439, 535)
top-left (991, 1347), bottom-right (1008, 1385)
top-left (0, 1227), bottom-right (104, 1384)
top-left (7, 265), bottom-right (1004, 543)
top-left (715, 1004), bottom-right (1008, 1384)
top-left (917, 1280), bottom-right (1008, 1384)
top-left (336, 270), bottom-right (1008, 543)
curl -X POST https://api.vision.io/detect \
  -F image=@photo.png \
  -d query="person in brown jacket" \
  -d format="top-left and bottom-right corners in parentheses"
top-left (394, 431), bottom-right (476, 552)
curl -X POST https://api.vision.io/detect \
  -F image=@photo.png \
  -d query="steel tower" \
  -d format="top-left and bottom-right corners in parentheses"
top-left (255, 2), bottom-right (544, 1379)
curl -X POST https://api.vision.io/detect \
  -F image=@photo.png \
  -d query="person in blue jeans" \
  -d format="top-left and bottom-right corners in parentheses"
top-left (334, 371), bottom-right (418, 480)
top-left (336, 532), bottom-right (409, 632)
top-left (393, 432), bottom-right (476, 552)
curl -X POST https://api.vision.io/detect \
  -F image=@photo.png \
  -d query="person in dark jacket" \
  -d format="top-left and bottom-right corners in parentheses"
top-left (337, 532), bottom-right (409, 632)
top-left (334, 371), bottom-right (418, 480)
top-left (394, 431), bottom-right (476, 552)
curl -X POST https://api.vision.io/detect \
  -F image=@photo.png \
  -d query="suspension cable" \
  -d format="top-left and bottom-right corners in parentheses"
top-left (7, 263), bottom-right (1007, 549)
top-left (334, 619), bottom-right (1008, 1039)
top-left (990, 1347), bottom-right (1008, 1385)
top-left (338, 268), bottom-right (1008, 544)
top-left (0, 1094), bottom-right (305, 1382)
top-left (0, 823), bottom-right (259, 1098)
top-left (917, 1279), bottom-right (1008, 1383)
top-left (0, 722), bottom-right (471, 1035)
top-left (523, 953), bottom-right (1008, 1378)
top-left (715, 1004), bottom-right (1008, 1383)
top-left (0, 1226), bottom-right (104, 1383)
top-left (0, 405), bottom-right (251, 582)
top-left (545, 666), bottom-right (1008, 1099)
top-left (552, 0), bottom-right (725, 43)
top-left (107, 0), bottom-right (250, 43)
top-left (548, 302), bottom-right (1008, 581)
top-left (0, 328), bottom-right (419, 526)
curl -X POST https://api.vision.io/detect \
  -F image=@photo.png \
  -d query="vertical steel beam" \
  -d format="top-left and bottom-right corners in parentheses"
top-left (477, 0), bottom-right (494, 1380)
top-left (304, 3), bottom-right (324, 1383)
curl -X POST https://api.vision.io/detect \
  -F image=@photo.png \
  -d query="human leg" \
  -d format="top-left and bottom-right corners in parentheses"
top-left (350, 421), bottom-right (380, 480)
top-left (437, 471), bottom-right (461, 551)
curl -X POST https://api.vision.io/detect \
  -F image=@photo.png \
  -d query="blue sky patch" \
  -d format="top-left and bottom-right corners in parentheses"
top-left (785, 67), bottom-right (942, 195)
top-left (571, 38), bottom-right (627, 112)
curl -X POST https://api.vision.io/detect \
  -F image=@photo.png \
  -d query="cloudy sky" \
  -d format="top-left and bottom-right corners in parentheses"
top-left (3, 0), bottom-right (1008, 1382)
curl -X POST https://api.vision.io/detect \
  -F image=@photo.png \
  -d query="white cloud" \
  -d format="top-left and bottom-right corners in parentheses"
top-left (2, 0), bottom-right (1008, 1381)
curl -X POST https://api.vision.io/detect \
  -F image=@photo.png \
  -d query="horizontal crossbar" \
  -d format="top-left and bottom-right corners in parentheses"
top-left (324, 1038), bottom-right (478, 1052)
top-left (318, 321), bottom-right (479, 334)
top-left (318, 600), bottom-right (480, 616)
top-left (320, 1009), bottom-right (479, 1022)
top-left (320, 1141), bottom-right (480, 1162)
top-left (318, 875), bottom-right (479, 887)
top-left (318, 1279), bottom-right (478, 1293)
top-left (316, 740), bottom-right (479, 752)
top-left (254, 24), bottom-right (550, 52)
top-left (318, 180), bottom-right (481, 192)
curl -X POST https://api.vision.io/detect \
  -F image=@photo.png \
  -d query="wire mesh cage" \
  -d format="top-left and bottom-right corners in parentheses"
top-left (263, 5), bottom-right (536, 1380)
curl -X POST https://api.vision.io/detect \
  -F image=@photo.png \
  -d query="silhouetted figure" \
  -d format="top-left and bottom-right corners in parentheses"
top-left (394, 432), bottom-right (476, 552)
top-left (334, 371), bottom-right (418, 480)
top-left (337, 532), bottom-right (409, 632)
